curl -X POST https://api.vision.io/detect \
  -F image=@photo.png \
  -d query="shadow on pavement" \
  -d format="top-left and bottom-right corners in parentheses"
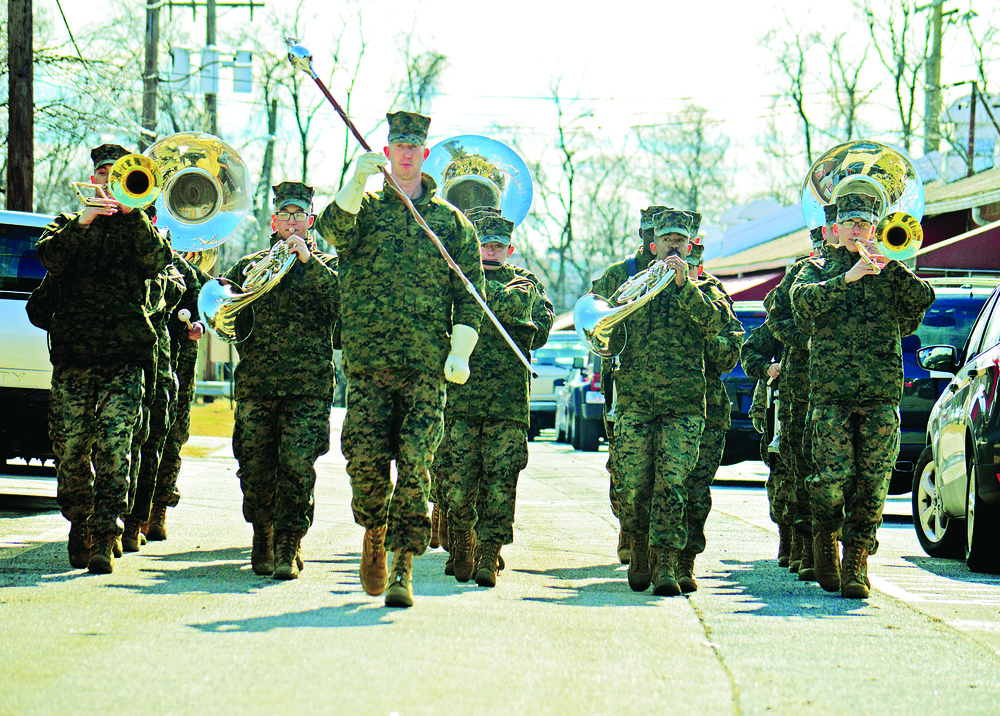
top-left (708, 558), bottom-right (868, 617)
top-left (516, 563), bottom-right (668, 606)
top-left (901, 553), bottom-right (1000, 584)
top-left (189, 602), bottom-right (396, 632)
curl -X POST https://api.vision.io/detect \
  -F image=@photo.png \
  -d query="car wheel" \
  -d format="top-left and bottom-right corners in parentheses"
top-left (965, 460), bottom-right (1000, 573)
top-left (555, 420), bottom-right (566, 443)
top-left (577, 416), bottom-right (601, 452)
top-left (570, 414), bottom-right (581, 450)
top-left (911, 446), bottom-right (964, 558)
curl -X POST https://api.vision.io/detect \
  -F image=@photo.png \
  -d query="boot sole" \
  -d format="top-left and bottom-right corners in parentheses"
top-left (69, 552), bottom-right (91, 569)
top-left (627, 573), bottom-right (652, 592)
top-left (653, 579), bottom-right (682, 596)
top-left (273, 565), bottom-right (299, 580)
top-left (841, 583), bottom-right (870, 599)
top-left (798, 568), bottom-right (817, 582)
top-left (252, 562), bottom-right (275, 576)
top-left (678, 579), bottom-right (698, 593)
top-left (475, 569), bottom-right (497, 588)
top-left (384, 585), bottom-right (413, 607)
top-left (88, 556), bottom-right (114, 574)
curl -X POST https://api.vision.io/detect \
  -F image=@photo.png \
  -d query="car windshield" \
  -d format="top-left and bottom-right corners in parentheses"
top-left (533, 337), bottom-right (588, 366)
top-left (909, 295), bottom-right (990, 352)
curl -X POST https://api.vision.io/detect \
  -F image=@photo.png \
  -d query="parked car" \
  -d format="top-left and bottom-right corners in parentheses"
top-left (891, 277), bottom-right (996, 492)
top-left (528, 331), bottom-right (589, 440)
top-left (912, 280), bottom-right (1000, 573)
top-left (0, 210), bottom-right (56, 467)
top-left (720, 300), bottom-right (768, 465)
top-left (554, 353), bottom-right (606, 451)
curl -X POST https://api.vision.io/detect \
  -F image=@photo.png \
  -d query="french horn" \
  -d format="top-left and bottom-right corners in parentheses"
top-left (424, 135), bottom-right (534, 227)
top-left (801, 139), bottom-right (925, 262)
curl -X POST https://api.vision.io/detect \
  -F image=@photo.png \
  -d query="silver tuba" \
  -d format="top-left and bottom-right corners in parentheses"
top-left (145, 132), bottom-right (252, 252)
top-left (801, 140), bottom-right (925, 263)
top-left (424, 135), bottom-right (534, 226)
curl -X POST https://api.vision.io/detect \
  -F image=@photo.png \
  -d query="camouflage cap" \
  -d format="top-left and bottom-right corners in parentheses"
top-left (653, 209), bottom-right (701, 238)
top-left (686, 241), bottom-right (705, 267)
top-left (475, 215), bottom-right (515, 246)
top-left (464, 205), bottom-right (502, 224)
top-left (272, 181), bottom-right (314, 211)
top-left (836, 192), bottom-right (882, 223)
top-left (823, 203), bottom-right (838, 225)
top-left (91, 143), bottom-right (130, 169)
top-left (639, 205), bottom-right (671, 230)
top-left (387, 111), bottom-right (431, 145)
top-left (809, 226), bottom-right (825, 249)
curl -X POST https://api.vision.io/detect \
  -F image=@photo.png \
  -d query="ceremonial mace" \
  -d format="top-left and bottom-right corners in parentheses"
top-left (285, 39), bottom-right (536, 377)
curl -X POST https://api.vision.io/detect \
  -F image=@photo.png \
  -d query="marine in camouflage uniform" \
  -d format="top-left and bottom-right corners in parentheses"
top-left (791, 192), bottom-right (934, 598)
top-left (763, 225), bottom-right (829, 576)
top-left (122, 255), bottom-right (186, 551)
top-left (35, 143), bottom-right (172, 574)
top-left (434, 212), bottom-right (554, 587)
top-left (596, 209), bottom-right (727, 597)
top-left (314, 111), bottom-right (485, 608)
top-left (148, 251), bottom-right (213, 540)
top-left (224, 181), bottom-right (340, 580)
top-left (591, 204), bottom-right (669, 566)
top-left (678, 242), bottom-right (744, 592)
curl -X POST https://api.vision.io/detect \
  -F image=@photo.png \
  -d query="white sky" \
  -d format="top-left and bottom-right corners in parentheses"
top-left (36, 0), bottom-right (996, 211)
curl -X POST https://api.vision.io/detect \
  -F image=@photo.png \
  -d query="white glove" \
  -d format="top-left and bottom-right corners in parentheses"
top-left (443, 324), bottom-right (479, 384)
top-left (335, 152), bottom-right (387, 214)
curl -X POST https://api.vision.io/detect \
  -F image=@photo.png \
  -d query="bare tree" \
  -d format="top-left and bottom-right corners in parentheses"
top-left (826, 34), bottom-right (872, 141)
top-left (763, 26), bottom-right (820, 166)
top-left (857, 0), bottom-right (929, 152)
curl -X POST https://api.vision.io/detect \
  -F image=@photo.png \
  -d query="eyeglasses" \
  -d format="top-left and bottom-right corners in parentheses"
top-left (840, 219), bottom-right (872, 231)
top-left (275, 211), bottom-right (312, 221)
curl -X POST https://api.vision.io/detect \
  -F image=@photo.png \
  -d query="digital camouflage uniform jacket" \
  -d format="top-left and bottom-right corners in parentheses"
top-left (445, 265), bottom-right (554, 427)
top-left (790, 246), bottom-right (935, 405)
top-left (591, 258), bottom-right (727, 417)
top-left (35, 210), bottom-right (171, 367)
top-left (146, 261), bottom-right (187, 391)
top-left (314, 174), bottom-right (485, 378)
top-left (764, 256), bottom-right (812, 405)
top-left (700, 271), bottom-right (744, 416)
top-left (169, 252), bottom-right (212, 366)
top-left (222, 233), bottom-right (340, 402)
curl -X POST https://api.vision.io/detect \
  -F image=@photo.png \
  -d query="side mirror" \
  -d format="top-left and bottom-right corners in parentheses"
top-left (917, 345), bottom-right (958, 374)
top-left (553, 378), bottom-right (566, 387)
top-left (572, 356), bottom-right (586, 369)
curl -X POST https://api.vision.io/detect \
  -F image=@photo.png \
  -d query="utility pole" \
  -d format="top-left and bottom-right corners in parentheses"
top-left (140, 0), bottom-right (161, 152)
top-left (255, 99), bottom-right (279, 249)
top-left (919, 0), bottom-right (958, 154)
top-left (206, 0), bottom-right (218, 136)
top-left (7, 0), bottom-right (34, 211)
top-left (967, 82), bottom-right (977, 178)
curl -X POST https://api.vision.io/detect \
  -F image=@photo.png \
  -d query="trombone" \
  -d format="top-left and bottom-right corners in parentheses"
top-left (72, 154), bottom-right (163, 209)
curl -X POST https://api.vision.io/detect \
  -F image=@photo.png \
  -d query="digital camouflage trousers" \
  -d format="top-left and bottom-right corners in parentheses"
top-left (126, 367), bottom-right (177, 523)
top-left (233, 395), bottom-right (331, 534)
top-left (154, 356), bottom-right (198, 509)
top-left (342, 368), bottom-right (446, 555)
top-left (809, 401), bottom-right (899, 551)
top-left (49, 363), bottom-right (143, 535)
top-left (435, 415), bottom-right (528, 544)
top-left (613, 410), bottom-right (705, 550)
top-left (684, 402), bottom-right (729, 554)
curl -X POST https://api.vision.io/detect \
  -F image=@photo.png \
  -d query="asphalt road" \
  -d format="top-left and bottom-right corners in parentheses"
top-left (2, 410), bottom-right (1000, 716)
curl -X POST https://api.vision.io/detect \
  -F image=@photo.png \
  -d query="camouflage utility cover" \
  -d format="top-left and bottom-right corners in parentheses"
top-left (314, 173), bottom-right (485, 378)
top-left (35, 210), bottom-right (171, 367)
top-left (445, 264), bottom-right (554, 426)
top-left (790, 247), bottom-right (935, 404)
top-left (222, 233), bottom-right (340, 401)
top-left (591, 262), bottom-right (727, 416)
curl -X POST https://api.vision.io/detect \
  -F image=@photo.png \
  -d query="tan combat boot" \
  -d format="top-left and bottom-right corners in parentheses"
top-left (475, 540), bottom-right (502, 588)
top-left (787, 531), bottom-right (802, 573)
top-left (251, 522), bottom-right (275, 576)
top-left (675, 548), bottom-right (698, 593)
top-left (439, 510), bottom-right (450, 551)
top-left (451, 528), bottom-right (477, 583)
top-left (840, 540), bottom-right (870, 599)
top-left (778, 523), bottom-right (793, 568)
top-left (88, 533), bottom-right (116, 574)
top-left (797, 528), bottom-right (816, 582)
top-left (146, 503), bottom-right (168, 541)
top-left (360, 525), bottom-right (388, 595)
top-left (430, 504), bottom-right (442, 549)
top-left (617, 528), bottom-right (631, 564)
top-left (652, 547), bottom-right (681, 596)
top-left (121, 518), bottom-right (143, 553)
top-left (68, 519), bottom-right (93, 569)
top-left (273, 530), bottom-right (304, 580)
top-left (385, 550), bottom-right (414, 608)
top-left (627, 534), bottom-right (652, 592)
top-left (813, 531), bottom-right (842, 592)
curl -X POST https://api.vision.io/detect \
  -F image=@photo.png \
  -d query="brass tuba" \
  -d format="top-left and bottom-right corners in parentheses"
top-left (573, 260), bottom-right (677, 357)
top-left (424, 135), bottom-right (534, 226)
top-left (801, 140), bottom-right (925, 268)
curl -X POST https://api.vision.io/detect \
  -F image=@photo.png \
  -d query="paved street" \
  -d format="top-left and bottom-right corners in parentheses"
top-left (3, 409), bottom-right (1000, 716)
